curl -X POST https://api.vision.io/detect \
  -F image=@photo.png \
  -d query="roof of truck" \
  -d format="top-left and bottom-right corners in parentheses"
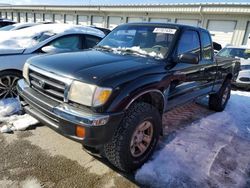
top-left (121, 22), bottom-right (206, 31)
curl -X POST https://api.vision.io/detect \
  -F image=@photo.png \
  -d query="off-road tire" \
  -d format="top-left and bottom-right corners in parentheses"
top-left (104, 102), bottom-right (162, 172)
top-left (209, 80), bottom-right (231, 112)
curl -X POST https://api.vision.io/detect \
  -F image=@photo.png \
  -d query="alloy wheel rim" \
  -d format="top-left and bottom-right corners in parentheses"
top-left (0, 76), bottom-right (19, 99)
top-left (130, 120), bottom-right (154, 157)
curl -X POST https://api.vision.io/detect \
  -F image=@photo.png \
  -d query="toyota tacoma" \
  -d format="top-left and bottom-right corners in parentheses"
top-left (17, 23), bottom-right (240, 172)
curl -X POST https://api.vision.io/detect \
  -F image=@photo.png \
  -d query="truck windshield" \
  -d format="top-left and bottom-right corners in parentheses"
top-left (97, 24), bottom-right (177, 59)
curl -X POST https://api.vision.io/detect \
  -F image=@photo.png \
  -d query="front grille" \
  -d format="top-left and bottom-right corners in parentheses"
top-left (29, 69), bottom-right (66, 102)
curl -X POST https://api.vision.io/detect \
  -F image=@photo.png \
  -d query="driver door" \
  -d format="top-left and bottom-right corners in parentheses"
top-left (167, 29), bottom-right (210, 109)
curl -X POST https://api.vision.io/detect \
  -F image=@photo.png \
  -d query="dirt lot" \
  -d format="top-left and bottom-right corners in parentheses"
top-left (0, 95), bottom-right (249, 188)
top-left (0, 125), bottom-right (138, 188)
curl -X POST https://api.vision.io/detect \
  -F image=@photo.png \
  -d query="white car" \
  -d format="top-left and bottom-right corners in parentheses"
top-left (0, 22), bottom-right (39, 31)
top-left (0, 24), bottom-right (105, 98)
top-left (216, 46), bottom-right (250, 90)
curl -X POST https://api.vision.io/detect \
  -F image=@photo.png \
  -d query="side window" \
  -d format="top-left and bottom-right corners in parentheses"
top-left (201, 31), bottom-right (213, 60)
top-left (49, 35), bottom-right (81, 50)
top-left (177, 30), bottom-right (201, 57)
top-left (17, 26), bottom-right (30, 30)
top-left (85, 35), bottom-right (101, 48)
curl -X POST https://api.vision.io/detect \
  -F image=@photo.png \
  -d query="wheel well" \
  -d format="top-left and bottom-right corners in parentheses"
top-left (0, 69), bottom-right (22, 76)
top-left (126, 91), bottom-right (165, 136)
top-left (222, 73), bottom-right (233, 86)
top-left (226, 73), bottom-right (233, 80)
top-left (129, 91), bottom-right (165, 115)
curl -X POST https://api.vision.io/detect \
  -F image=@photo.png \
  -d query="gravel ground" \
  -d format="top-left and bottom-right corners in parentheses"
top-left (0, 125), bottom-right (138, 188)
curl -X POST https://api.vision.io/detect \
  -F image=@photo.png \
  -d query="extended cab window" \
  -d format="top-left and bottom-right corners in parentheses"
top-left (177, 30), bottom-right (201, 58)
top-left (201, 31), bottom-right (213, 60)
top-left (49, 35), bottom-right (81, 50)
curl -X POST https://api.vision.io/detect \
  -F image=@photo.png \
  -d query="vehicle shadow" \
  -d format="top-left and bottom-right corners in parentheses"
top-left (91, 155), bottom-right (140, 186)
top-left (232, 85), bottom-right (250, 92)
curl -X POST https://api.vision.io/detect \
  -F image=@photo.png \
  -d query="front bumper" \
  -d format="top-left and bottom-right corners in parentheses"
top-left (17, 79), bottom-right (124, 147)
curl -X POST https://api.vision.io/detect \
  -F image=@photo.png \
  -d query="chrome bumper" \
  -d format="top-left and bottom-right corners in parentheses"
top-left (17, 79), bottom-right (110, 127)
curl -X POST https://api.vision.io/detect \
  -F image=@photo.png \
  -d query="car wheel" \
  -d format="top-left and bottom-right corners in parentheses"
top-left (209, 80), bottom-right (231, 112)
top-left (104, 102), bottom-right (162, 172)
top-left (0, 71), bottom-right (22, 99)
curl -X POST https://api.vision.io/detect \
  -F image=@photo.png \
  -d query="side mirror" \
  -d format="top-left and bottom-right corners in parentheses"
top-left (178, 53), bottom-right (199, 64)
top-left (41, 46), bottom-right (71, 54)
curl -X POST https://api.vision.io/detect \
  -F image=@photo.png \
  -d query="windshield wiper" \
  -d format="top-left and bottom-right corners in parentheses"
top-left (95, 45), bottom-right (113, 52)
top-left (117, 48), bottom-right (151, 58)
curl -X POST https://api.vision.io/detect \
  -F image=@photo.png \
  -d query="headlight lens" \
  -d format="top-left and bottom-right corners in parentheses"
top-left (68, 80), bottom-right (112, 107)
top-left (23, 63), bottom-right (29, 83)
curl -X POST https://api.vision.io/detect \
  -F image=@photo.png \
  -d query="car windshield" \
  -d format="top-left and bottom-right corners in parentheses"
top-left (32, 31), bottom-right (56, 43)
top-left (217, 48), bottom-right (250, 59)
top-left (0, 25), bottom-right (15, 31)
top-left (97, 24), bottom-right (177, 59)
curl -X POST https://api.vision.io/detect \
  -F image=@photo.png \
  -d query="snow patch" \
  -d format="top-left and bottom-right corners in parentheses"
top-left (0, 24), bottom-right (104, 49)
top-left (247, 127), bottom-right (250, 133)
top-left (106, 46), bottom-right (164, 59)
top-left (0, 114), bottom-right (39, 133)
top-left (21, 178), bottom-right (42, 188)
top-left (0, 98), bottom-right (39, 133)
top-left (0, 98), bottom-right (21, 117)
top-left (136, 91), bottom-right (250, 187)
top-left (127, 46), bottom-right (164, 59)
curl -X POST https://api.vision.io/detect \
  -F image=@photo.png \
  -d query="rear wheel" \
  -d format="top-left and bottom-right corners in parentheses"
top-left (0, 71), bottom-right (22, 99)
top-left (104, 102), bottom-right (162, 172)
top-left (209, 80), bottom-right (231, 112)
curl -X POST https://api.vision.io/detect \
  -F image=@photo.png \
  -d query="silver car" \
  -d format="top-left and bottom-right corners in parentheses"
top-left (0, 22), bottom-right (39, 31)
top-left (0, 24), bottom-right (105, 98)
top-left (216, 46), bottom-right (250, 90)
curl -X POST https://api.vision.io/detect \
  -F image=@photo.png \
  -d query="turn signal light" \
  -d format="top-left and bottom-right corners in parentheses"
top-left (76, 126), bottom-right (85, 138)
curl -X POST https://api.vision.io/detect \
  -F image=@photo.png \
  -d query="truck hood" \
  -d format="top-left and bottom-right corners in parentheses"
top-left (0, 48), bottom-right (25, 55)
top-left (29, 50), bottom-right (165, 86)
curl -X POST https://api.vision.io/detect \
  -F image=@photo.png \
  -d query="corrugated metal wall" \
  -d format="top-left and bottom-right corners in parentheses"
top-left (0, 4), bottom-right (250, 46)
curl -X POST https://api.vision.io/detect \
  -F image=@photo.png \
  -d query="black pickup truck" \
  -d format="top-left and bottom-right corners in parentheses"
top-left (17, 23), bottom-right (239, 172)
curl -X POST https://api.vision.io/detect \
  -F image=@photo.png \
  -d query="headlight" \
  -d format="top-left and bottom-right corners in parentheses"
top-left (68, 80), bottom-right (112, 107)
top-left (23, 62), bottom-right (29, 83)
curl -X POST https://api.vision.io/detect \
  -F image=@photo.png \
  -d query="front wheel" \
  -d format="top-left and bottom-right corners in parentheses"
top-left (0, 71), bottom-right (22, 99)
top-left (209, 80), bottom-right (231, 112)
top-left (104, 102), bottom-right (162, 172)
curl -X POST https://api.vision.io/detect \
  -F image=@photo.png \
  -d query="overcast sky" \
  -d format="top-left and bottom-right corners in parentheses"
top-left (1, 0), bottom-right (250, 5)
